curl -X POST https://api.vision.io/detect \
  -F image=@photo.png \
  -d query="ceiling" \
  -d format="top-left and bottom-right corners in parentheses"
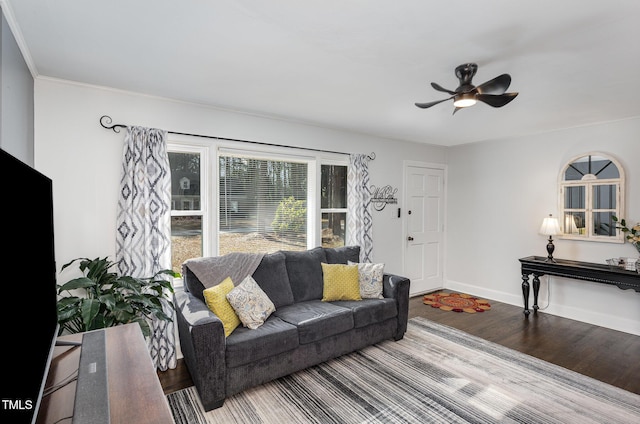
top-left (3, 0), bottom-right (640, 147)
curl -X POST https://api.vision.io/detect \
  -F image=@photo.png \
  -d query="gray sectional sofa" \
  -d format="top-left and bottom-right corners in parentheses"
top-left (174, 246), bottom-right (410, 411)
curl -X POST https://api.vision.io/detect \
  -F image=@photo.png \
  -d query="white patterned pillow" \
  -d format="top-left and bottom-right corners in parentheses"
top-left (226, 275), bottom-right (276, 329)
top-left (348, 261), bottom-right (384, 299)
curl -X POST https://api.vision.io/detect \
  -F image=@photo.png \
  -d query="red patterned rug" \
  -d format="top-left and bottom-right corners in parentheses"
top-left (423, 292), bottom-right (491, 313)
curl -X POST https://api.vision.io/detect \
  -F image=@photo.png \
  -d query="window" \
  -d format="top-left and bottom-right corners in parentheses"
top-left (169, 147), bottom-right (207, 274)
top-left (321, 164), bottom-right (348, 247)
top-left (218, 152), bottom-right (310, 255)
top-left (168, 143), bottom-right (348, 269)
top-left (558, 153), bottom-right (625, 243)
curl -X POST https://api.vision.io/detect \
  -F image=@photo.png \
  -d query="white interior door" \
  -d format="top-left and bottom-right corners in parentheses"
top-left (404, 164), bottom-right (445, 295)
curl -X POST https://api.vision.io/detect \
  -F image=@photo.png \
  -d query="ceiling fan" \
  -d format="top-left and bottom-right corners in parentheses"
top-left (415, 63), bottom-right (518, 114)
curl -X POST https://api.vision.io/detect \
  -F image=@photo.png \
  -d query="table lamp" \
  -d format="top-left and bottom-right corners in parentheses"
top-left (539, 214), bottom-right (561, 262)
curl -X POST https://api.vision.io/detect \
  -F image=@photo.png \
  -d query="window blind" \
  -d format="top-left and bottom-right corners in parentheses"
top-left (219, 155), bottom-right (308, 254)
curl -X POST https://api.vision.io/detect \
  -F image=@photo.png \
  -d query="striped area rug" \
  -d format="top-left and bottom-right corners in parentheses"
top-left (167, 317), bottom-right (640, 423)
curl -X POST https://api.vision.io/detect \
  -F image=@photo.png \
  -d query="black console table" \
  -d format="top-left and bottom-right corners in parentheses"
top-left (519, 256), bottom-right (640, 315)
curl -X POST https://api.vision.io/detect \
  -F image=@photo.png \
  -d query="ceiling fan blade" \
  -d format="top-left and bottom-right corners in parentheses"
top-left (452, 107), bottom-right (463, 115)
top-left (415, 96), bottom-right (453, 109)
top-left (476, 92), bottom-right (518, 107)
top-left (430, 82), bottom-right (456, 95)
top-left (475, 74), bottom-right (511, 95)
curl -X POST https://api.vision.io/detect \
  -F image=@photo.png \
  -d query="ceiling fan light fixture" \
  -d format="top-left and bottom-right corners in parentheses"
top-left (415, 63), bottom-right (518, 112)
top-left (453, 92), bottom-right (477, 108)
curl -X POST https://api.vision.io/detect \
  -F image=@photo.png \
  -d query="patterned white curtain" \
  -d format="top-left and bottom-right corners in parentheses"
top-left (116, 126), bottom-right (176, 371)
top-left (347, 154), bottom-right (373, 262)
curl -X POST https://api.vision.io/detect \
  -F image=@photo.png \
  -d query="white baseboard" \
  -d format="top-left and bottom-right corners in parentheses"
top-left (444, 280), bottom-right (523, 306)
top-left (444, 279), bottom-right (640, 337)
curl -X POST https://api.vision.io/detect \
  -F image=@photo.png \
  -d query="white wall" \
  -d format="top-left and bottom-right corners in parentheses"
top-left (0, 10), bottom-right (33, 164)
top-left (34, 77), bottom-right (446, 281)
top-left (35, 77), bottom-right (639, 336)
top-left (446, 118), bottom-right (640, 336)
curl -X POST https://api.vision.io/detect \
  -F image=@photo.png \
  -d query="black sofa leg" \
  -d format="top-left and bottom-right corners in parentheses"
top-left (202, 398), bottom-right (225, 412)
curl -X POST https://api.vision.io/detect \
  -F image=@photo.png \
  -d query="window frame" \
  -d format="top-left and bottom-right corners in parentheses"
top-left (216, 147), bottom-right (316, 254)
top-left (557, 152), bottom-right (625, 243)
top-left (319, 159), bottom-right (349, 248)
top-left (168, 140), bottom-right (349, 263)
top-left (167, 143), bottom-right (211, 272)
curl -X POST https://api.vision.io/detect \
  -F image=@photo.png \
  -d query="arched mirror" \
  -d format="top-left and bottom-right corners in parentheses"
top-left (558, 152), bottom-right (625, 243)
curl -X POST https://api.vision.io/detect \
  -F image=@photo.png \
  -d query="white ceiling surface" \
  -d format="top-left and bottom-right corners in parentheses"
top-left (4, 0), bottom-right (640, 146)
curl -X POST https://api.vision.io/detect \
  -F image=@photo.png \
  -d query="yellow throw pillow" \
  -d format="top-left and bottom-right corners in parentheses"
top-left (202, 277), bottom-right (241, 337)
top-left (321, 263), bottom-right (361, 301)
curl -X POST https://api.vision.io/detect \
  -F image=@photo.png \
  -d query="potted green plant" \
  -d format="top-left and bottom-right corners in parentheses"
top-left (56, 257), bottom-right (180, 337)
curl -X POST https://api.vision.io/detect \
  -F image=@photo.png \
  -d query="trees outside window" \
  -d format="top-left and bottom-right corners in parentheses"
top-left (321, 164), bottom-right (348, 248)
top-left (219, 155), bottom-right (309, 254)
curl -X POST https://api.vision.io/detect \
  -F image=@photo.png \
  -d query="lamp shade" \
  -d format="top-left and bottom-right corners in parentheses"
top-left (539, 214), bottom-right (561, 236)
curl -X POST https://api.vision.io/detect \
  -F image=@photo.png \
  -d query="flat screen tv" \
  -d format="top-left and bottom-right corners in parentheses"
top-left (0, 148), bottom-right (59, 424)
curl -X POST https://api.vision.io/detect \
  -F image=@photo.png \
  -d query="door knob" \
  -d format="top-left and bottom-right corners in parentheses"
top-left (407, 236), bottom-right (414, 241)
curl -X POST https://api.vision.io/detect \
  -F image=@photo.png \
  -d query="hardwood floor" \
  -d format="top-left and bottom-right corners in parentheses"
top-left (158, 294), bottom-right (640, 396)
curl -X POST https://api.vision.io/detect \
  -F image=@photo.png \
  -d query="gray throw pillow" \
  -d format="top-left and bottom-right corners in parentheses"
top-left (226, 275), bottom-right (276, 330)
top-left (348, 260), bottom-right (384, 299)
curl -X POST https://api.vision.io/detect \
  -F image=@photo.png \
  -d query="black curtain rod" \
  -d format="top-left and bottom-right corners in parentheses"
top-left (100, 115), bottom-right (375, 160)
